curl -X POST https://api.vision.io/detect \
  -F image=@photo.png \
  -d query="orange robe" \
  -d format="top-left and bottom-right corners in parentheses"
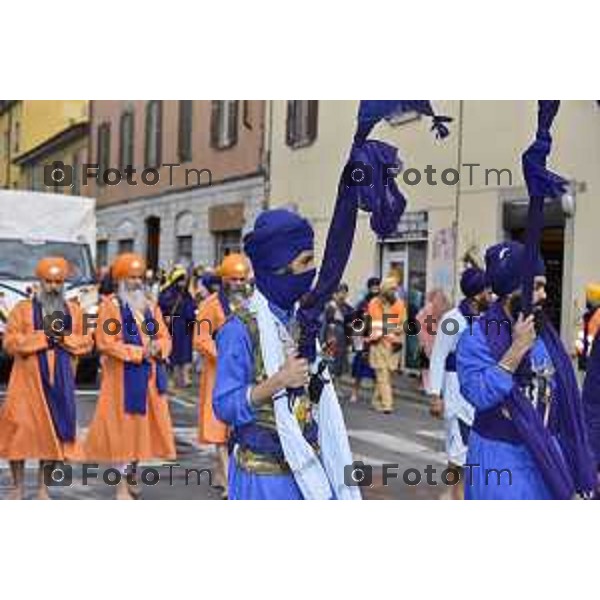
top-left (0, 299), bottom-right (93, 460)
top-left (83, 296), bottom-right (176, 463)
top-left (194, 293), bottom-right (228, 444)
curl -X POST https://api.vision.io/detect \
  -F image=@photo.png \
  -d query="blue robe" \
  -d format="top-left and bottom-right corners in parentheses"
top-left (158, 287), bottom-right (196, 366)
top-left (457, 324), bottom-right (560, 499)
top-left (213, 304), bottom-right (306, 500)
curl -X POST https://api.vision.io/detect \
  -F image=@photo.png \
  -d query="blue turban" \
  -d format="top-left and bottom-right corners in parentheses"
top-left (485, 241), bottom-right (545, 297)
top-left (244, 209), bottom-right (316, 310)
top-left (460, 267), bottom-right (487, 298)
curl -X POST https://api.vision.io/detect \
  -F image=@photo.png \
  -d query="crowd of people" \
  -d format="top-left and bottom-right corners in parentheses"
top-left (1, 207), bottom-right (600, 501)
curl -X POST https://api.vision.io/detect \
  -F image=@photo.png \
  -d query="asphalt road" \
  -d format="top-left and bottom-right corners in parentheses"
top-left (0, 375), bottom-right (449, 500)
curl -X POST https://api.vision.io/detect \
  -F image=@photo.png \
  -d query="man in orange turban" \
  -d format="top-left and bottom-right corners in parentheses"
top-left (194, 253), bottom-right (252, 498)
top-left (0, 256), bottom-right (93, 499)
top-left (84, 253), bottom-right (176, 500)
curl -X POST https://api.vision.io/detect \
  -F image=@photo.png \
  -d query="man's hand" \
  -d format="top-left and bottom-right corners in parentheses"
top-left (500, 313), bottom-right (537, 373)
top-left (429, 395), bottom-right (444, 419)
top-left (250, 355), bottom-right (310, 406)
top-left (512, 313), bottom-right (536, 354)
top-left (278, 355), bottom-right (310, 389)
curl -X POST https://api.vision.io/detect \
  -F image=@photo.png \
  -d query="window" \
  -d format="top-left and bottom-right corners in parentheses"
top-left (145, 100), bottom-right (162, 168)
top-left (119, 110), bottom-right (135, 170)
top-left (178, 100), bottom-right (193, 162)
top-left (177, 235), bottom-right (193, 263)
top-left (214, 229), bottom-right (241, 263)
top-left (211, 101), bottom-right (238, 150)
top-left (118, 239), bottom-right (134, 254)
top-left (96, 240), bottom-right (108, 268)
top-left (97, 123), bottom-right (111, 186)
top-left (286, 100), bottom-right (318, 148)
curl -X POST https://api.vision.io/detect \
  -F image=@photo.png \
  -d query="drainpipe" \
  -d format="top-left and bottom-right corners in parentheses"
top-left (452, 100), bottom-right (465, 304)
top-left (6, 105), bottom-right (13, 188)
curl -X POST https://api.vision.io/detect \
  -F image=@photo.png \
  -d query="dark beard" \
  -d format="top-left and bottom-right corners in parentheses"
top-left (508, 294), bottom-right (546, 334)
top-left (475, 297), bottom-right (490, 313)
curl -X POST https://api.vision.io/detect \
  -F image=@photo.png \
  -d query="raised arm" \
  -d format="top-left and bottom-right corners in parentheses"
top-left (456, 326), bottom-right (514, 412)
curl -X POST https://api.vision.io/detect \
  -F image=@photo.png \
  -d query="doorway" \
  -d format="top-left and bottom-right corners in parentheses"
top-left (381, 240), bottom-right (428, 369)
top-left (145, 216), bottom-right (161, 273)
top-left (504, 199), bottom-right (565, 332)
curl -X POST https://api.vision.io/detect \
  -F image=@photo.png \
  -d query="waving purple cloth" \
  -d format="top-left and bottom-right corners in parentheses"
top-left (296, 101), bottom-right (451, 361)
top-left (521, 101), bottom-right (569, 315)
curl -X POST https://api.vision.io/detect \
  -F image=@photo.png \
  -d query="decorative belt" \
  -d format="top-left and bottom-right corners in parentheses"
top-left (235, 447), bottom-right (290, 475)
top-left (235, 444), bottom-right (320, 476)
top-left (472, 407), bottom-right (520, 445)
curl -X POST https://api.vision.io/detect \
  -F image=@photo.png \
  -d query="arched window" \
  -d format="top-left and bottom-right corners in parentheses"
top-left (175, 211), bottom-right (194, 263)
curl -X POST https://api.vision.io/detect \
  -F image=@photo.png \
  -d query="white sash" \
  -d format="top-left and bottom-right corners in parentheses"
top-left (250, 290), bottom-right (361, 500)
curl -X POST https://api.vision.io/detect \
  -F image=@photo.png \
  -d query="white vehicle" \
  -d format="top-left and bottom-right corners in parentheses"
top-left (0, 190), bottom-right (98, 381)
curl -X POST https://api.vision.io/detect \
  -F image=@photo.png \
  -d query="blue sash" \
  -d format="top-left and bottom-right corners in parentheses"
top-left (119, 301), bottom-right (168, 415)
top-left (32, 300), bottom-right (76, 443)
top-left (445, 352), bottom-right (457, 373)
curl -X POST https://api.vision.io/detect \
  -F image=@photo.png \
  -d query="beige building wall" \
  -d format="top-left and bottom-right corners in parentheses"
top-left (268, 100), bottom-right (461, 299)
top-left (457, 100), bottom-right (600, 344)
top-left (267, 100), bottom-right (600, 346)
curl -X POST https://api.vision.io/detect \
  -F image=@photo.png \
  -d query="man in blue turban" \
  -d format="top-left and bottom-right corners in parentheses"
top-left (212, 209), bottom-right (360, 500)
top-left (428, 267), bottom-right (491, 500)
top-left (456, 241), bottom-right (595, 499)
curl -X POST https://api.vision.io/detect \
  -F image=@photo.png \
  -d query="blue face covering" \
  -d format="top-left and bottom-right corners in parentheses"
top-left (245, 209), bottom-right (316, 311)
top-left (255, 268), bottom-right (317, 311)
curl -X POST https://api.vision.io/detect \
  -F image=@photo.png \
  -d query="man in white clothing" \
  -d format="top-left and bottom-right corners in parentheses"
top-left (428, 267), bottom-right (491, 500)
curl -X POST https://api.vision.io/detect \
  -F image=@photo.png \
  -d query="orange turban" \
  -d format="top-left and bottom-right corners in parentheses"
top-left (112, 253), bottom-right (146, 280)
top-left (35, 257), bottom-right (70, 282)
top-left (217, 253), bottom-right (250, 280)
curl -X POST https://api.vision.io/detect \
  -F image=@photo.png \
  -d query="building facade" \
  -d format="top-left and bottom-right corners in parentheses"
top-left (87, 100), bottom-right (266, 271)
top-left (267, 100), bottom-right (600, 348)
top-left (0, 100), bottom-right (23, 189)
top-left (1, 100), bottom-right (89, 193)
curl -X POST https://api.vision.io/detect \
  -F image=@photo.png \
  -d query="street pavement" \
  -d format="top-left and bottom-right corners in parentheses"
top-left (0, 373), bottom-right (449, 500)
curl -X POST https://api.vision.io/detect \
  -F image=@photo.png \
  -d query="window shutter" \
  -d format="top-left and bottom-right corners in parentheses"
top-left (178, 100), bottom-right (193, 162)
top-left (286, 100), bottom-right (296, 147)
top-left (243, 100), bottom-right (252, 129)
top-left (307, 100), bottom-right (319, 144)
top-left (155, 100), bottom-right (163, 167)
top-left (210, 101), bottom-right (220, 148)
top-left (228, 101), bottom-right (239, 147)
top-left (97, 123), bottom-right (110, 185)
top-left (144, 103), bottom-right (152, 167)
